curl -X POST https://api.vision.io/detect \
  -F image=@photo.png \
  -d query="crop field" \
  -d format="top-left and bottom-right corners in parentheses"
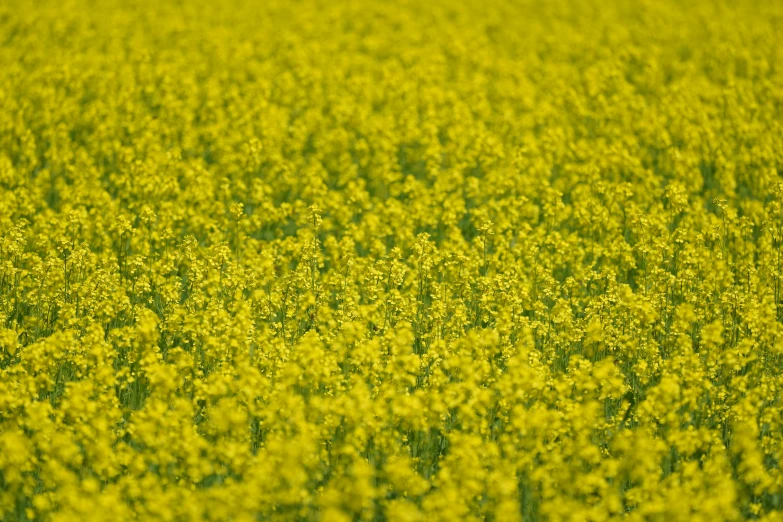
top-left (1, 0), bottom-right (783, 520)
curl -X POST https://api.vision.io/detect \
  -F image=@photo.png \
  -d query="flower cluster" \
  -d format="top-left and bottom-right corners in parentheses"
top-left (1, 0), bottom-right (783, 520)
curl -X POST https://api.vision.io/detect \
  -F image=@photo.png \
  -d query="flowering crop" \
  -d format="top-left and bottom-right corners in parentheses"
top-left (1, 0), bottom-right (783, 520)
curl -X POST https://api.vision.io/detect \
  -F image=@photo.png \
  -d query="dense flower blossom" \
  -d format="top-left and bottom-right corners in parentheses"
top-left (1, 0), bottom-right (783, 520)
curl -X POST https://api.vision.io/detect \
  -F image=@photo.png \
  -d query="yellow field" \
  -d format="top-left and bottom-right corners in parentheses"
top-left (1, 0), bottom-right (783, 520)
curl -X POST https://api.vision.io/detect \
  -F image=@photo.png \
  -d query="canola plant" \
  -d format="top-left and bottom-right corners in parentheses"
top-left (1, 0), bottom-right (783, 520)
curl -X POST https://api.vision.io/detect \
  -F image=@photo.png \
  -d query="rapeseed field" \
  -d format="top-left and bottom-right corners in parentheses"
top-left (1, 0), bottom-right (783, 520)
